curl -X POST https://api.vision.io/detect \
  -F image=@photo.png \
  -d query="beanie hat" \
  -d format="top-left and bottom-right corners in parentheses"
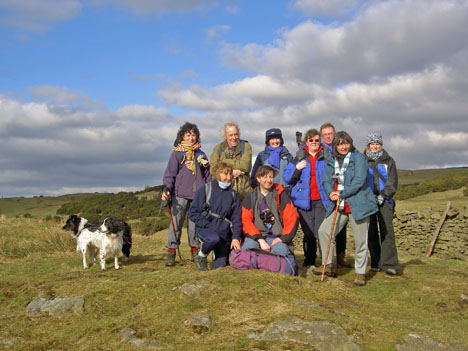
top-left (265, 128), bottom-right (283, 145)
top-left (367, 132), bottom-right (383, 145)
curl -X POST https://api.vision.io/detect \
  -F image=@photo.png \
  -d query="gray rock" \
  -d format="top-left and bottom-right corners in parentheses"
top-left (1, 337), bottom-right (25, 346)
top-left (27, 296), bottom-right (84, 316)
top-left (247, 316), bottom-right (361, 351)
top-left (179, 280), bottom-right (211, 297)
top-left (120, 328), bottom-right (161, 349)
top-left (396, 334), bottom-right (468, 351)
top-left (185, 312), bottom-right (212, 333)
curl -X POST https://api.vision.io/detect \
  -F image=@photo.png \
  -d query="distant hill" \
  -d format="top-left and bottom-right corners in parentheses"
top-left (0, 168), bottom-right (466, 225)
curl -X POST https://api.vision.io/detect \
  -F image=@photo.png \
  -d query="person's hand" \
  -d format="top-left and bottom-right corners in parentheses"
top-left (270, 238), bottom-right (282, 247)
top-left (329, 191), bottom-right (340, 202)
top-left (233, 169), bottom-right (244, 178)
top-left (296, 160), bottom-right (307, 170)
top-left (230, 239), bottom-right (241, 250)
top-left (197, 155), bottom-right (209, 167)
top-left (161, 191), bottom-right (171, 201)
top-left (258, 239), bottom-right (270, 252)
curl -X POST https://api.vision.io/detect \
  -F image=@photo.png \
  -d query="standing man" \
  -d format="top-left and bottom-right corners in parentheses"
top-left (320, 123), bottom-right (351, 268)
top-left (241, 165), bottom-right (299, 256)
top-left (210, 122), bottom-right (252, 201)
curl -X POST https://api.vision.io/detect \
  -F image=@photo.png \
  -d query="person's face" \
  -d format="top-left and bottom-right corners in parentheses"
top-left (306, 134), bottom-right (320, 153)
top-left (337, 141), bottom-right (351, 156)
top-left (368, 142), bottom-right (382, 152)
top-left (256, 171), bottom-right (274, 193)
top-left (321, 127), bottom-right (335, 146)
top-left (225, 126), bottom-right (240, 148)
top-left (183, 130), bottom-right (197, 146)
top-left (218, 171), bottom-right (233, 184)
top-left (268, 137), bottom-right (281, 148)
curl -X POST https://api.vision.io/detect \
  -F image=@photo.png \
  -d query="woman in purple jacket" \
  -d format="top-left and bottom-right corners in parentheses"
top-left (161, 122), bottom-right (211, 267)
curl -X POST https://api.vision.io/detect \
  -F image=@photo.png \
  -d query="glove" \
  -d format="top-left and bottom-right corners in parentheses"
top-left (197, 155), bottom-right (209, 167)
top-left (377, 195), bottom-right (384, 205)
top-left (295, 149), bottom-right (308, 161)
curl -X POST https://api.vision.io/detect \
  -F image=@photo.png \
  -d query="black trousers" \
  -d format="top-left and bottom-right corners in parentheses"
top-left (368, 202), bottom-right (399, 270)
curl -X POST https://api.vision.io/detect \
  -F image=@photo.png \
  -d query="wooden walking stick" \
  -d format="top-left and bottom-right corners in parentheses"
top-left (321, 199), bottom-right (340, 281)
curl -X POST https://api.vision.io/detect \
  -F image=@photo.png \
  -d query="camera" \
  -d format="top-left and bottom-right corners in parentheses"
top-left (260, 209), bottom-right (275, 225)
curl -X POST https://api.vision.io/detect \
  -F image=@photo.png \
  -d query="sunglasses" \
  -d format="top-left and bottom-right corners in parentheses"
top-left (307, 138), bottom-right (320, 142)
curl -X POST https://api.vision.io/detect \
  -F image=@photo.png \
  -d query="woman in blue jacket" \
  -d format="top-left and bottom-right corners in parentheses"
top-left (316, 131), bottom-right (378, 286)
top-left (283, 129), bottom-right (329, 267)
top-left (251, 128), bottom-right (292, 189)
top-left (364, 133), bottom-right (399, 275)
top-left (188, 162), bottom-right (242, 271)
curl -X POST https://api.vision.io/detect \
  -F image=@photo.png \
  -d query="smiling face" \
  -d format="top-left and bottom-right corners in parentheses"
top-left (225, 125), bottom-right (240, 148)
top-left (321, 126), bottom-right (335, 146)
top-left (268, 137), bottom-right (282, 148)
top-left (336, 141), bottom-right (351, 156)
top-left (306, 134), bottom-right (321, 154)
top-left (218, 171), bottom-right (233, 184)
top-left (368, 142), bottom-right (382, 152)
top-left (182, 130), bottom-right (197, 147)
top-left (256, 171), bottom-right (275, 193)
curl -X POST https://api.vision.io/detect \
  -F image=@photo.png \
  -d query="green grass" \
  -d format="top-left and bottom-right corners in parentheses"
top-left (397, 167), bottom-right (468, 185)
top-left (1, 218), bottom-right (467, 350)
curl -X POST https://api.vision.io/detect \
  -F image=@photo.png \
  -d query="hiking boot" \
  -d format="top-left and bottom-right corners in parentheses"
top-left (386, 268), bottom-right (397, 276)
top-left (165, 251), bottom-right (176, 267)
top-left (337, 252), bottom-right (352, 268)
top-left (191, 249), bottom-right (199, 262)
top-left (195, 255), bottom-right (208, 271)
top-left (354, 273), bottom-right (366, 286)
top-left (313, 264), bottom-right (337, 277)
top-left (303, 257), bottom-right (316, 267)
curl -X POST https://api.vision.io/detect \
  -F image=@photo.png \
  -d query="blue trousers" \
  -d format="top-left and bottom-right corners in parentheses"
top-left (241, 237), bottom-right (290, 256)
top-left (197, 228), bottom-right (231, 269)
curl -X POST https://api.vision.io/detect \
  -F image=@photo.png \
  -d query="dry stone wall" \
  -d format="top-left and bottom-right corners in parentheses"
top-left (293, 205), bottom-right (468, 261)
top-left (393, 205), bottom-right (468, 261)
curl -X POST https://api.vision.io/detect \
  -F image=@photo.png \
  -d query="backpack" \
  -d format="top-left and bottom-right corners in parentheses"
top-left (229, 249), bottom-right (298, 276)
top-left (204, 182), bottom-right (236, 227)
top-left (218, 140), bottom-right (246, 157)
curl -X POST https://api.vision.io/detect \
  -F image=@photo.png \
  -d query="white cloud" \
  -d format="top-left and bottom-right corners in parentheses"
top-left (222, 0), bottom-right (468, 85)
top-left (293, 0), bottom-right (362, 18)
top-left (27, 85), bottom-right (106, 111)
top-left (86, 0), bottom-right (219, 15)
top-left (205, 24), bottom-right (231, 39)
top-left (0, 0), bottom-right (81, 32)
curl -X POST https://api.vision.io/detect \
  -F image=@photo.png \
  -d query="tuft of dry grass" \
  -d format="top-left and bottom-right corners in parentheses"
top-left (0, 218), bottom-right (75, 259)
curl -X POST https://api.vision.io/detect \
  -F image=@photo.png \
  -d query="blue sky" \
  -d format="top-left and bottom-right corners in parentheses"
top-left (1, 0), bottom-right (468, 197)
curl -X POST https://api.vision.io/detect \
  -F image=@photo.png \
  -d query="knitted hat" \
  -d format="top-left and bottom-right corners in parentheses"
top-left (265, 128), bottom-right (283, 145)
top-left (367, 132), bottom-right (383, 145)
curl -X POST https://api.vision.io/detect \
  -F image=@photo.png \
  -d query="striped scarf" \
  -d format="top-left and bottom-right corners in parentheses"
top-left (334, 152), bottom-right (351, 210)
top-left (173, 141), bottom-right (201, 174)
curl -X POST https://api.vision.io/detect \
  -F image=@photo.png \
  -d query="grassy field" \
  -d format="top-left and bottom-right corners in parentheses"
top-left (397, 167), bottom-right (468, 185)
top-left (1, 217), bottom-right (467, 351)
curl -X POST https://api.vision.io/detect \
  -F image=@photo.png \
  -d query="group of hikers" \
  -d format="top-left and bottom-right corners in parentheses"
top-left (161, 121), bottom-right (399, 286)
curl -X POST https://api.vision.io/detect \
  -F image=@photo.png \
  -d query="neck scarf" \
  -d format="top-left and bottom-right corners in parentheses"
top-left (267, 145), bottom-right (282, 169)
top-left (366, 149), bottom-right (383, 161)
top-left (173, 141), bottom-right (201, 174)
top-left (334, 152), bottom-right (351, 210)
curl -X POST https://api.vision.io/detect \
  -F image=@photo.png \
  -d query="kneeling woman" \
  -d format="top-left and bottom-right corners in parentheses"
top-left (188, 162), bottom-right (242, 271)
top-left (316, 131), bottom-right (378, 286)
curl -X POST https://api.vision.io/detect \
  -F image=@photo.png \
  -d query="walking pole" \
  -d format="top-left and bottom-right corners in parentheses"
top-left (167, 204), bottom-right (184, 265)
top-left (321, 199), bottom-right (340, 281)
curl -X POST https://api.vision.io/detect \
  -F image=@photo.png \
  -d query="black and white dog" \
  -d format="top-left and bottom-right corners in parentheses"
top-left (62, 215), bottom-right (132, 270)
